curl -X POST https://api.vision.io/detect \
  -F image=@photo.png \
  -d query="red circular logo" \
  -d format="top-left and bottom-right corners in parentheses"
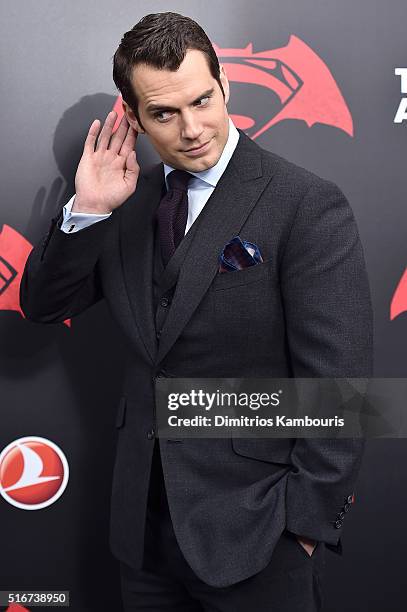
top-left (0, 437), bottom-right (69, 510)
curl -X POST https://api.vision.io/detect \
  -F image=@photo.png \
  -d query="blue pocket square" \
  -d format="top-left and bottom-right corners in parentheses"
top-left (219, 236), bottom-right (264, 272)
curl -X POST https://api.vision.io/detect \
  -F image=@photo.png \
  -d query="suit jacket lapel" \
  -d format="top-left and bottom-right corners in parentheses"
top-left (156, 132), bottom-right (275, 365)
top-left (120, 163), bottom-right (164, 363)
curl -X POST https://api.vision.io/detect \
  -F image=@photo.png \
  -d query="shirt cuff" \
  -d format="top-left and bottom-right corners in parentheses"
top-left (60, 195), bottom-right (112, 233)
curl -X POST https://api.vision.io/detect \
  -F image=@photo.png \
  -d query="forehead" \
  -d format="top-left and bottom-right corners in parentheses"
top-left (130, 49), bottom-right (215, 108)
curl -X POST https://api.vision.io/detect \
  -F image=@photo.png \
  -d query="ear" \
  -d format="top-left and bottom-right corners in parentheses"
top-left (219, 65), bottom-right (230, 106)
top-left (122, 101), bottom-right (145, 134)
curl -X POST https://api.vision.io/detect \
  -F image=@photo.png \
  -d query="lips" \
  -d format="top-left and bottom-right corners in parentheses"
top-left (185, 141), bottom-right (208, 152)
top-left (182, 139), bottom-right (212, 156)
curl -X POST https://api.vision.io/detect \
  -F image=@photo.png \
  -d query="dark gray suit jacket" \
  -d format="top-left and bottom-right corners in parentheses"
top-left (20, 130), bottom-right (373, 587)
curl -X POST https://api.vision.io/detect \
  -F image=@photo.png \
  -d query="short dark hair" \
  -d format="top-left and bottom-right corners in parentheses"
top-left (112, 12), bottom-right (224, 128)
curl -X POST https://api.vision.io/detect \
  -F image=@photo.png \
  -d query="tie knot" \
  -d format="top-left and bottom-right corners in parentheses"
top-left (167, 169), bottom-right (192, 192)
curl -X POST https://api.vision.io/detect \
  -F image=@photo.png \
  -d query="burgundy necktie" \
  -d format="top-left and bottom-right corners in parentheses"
top-left (156, 169), bottom-right (192, 266)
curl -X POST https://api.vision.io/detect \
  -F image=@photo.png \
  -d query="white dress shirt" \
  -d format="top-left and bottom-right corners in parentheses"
top-left (60, 118), bottom-right (239, 234)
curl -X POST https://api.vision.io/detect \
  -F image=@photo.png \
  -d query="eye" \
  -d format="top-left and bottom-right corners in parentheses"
top-left (154, 110), bottom-right (174, 122)
top-left (195, 96), bottom-right (211, 107)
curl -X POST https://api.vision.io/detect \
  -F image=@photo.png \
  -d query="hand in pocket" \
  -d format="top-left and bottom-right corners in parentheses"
top-left (296, 536), bottom-right (318, 557)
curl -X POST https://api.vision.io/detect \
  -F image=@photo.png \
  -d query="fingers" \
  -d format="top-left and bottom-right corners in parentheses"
top-left (119, 124), bottom-right (138, 160)
top-left (83, 119), bottom-right (101, 154)
top-left (83, 111), bottom-right (137, 157)
top-left (95, 111), bottom-right (117, 151)
top-left (109, 113), bottom-right (130, 154)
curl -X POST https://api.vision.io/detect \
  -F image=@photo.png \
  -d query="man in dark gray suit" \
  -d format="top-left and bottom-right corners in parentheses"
top-left (20, 12), bottom-right (373, 612)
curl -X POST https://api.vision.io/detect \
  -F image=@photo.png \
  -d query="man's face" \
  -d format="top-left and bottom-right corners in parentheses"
top-left (123, 49), bottom-right (230, 172)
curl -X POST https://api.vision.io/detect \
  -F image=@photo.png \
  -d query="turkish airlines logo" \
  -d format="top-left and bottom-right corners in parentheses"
top-left (0, 437), bottom-right (69, 510)
top-left (0, 224), bottom-right (70, 326)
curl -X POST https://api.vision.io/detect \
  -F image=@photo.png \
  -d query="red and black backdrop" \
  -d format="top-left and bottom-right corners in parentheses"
top-left (1, 1), bottom-right (406, 610)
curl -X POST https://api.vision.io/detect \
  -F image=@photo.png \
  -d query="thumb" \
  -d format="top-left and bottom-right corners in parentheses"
top-left (124, 150), bottom-right (139, 177)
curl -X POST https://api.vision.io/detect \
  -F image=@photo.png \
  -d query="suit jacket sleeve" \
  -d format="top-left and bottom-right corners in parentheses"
top-left (281, 178), bottom-right (373, 547)
top-left (20, 208), bottom-right (113, 323)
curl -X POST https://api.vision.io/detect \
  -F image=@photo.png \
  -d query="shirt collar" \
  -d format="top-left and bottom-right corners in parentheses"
top-left (163, 117), bottom-right (239, 188)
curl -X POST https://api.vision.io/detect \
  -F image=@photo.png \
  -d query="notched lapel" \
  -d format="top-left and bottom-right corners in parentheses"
top-left (120, 163), bottom-right (164, 363)
top-left (156, 133), bottom-right (275, 365)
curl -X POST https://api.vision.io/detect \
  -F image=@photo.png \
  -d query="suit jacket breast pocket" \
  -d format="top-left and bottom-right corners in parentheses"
top-left (212, 259), bottom-right (274, 291)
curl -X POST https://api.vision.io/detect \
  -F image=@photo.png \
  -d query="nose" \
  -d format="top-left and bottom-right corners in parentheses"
top-left (180, 110), bottom-right (204, 141)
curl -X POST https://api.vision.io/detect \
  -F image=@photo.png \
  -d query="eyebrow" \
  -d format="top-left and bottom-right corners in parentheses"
top-left (146, 88), bottom-right (215, 114)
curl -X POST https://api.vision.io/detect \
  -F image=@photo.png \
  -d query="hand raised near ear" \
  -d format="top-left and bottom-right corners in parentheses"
top-left (73, 110), bottom-right (139, 214)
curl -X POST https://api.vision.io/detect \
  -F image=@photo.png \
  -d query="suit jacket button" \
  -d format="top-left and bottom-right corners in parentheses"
top-left (147, 428), bottom-right (155, 440)
top-left (334, 519), bottom-right (343, 529)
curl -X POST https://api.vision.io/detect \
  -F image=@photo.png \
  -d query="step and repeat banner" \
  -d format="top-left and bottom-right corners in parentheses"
top-left (1, 1), bottom-right (407, 610)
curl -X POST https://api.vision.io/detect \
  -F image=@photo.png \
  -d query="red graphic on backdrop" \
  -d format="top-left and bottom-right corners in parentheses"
top-left (214, 36), bottom-right (353, 139)
top-left (112, 34), bottom-right (353, 139)
top-left (0, 224), bottom-right (70, 327)
top-left (0, 437), bottom-right (69, 510)
top-left (6, 605), bottom-right (30, 611)
top-left (0, 225), bottom-right (33, 317)
top-left (390, 268), bottom-right (407, 320)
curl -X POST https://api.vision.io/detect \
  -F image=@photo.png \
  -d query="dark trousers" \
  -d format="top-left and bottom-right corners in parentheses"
top-left (120, 442), bottom-right (326, 611)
